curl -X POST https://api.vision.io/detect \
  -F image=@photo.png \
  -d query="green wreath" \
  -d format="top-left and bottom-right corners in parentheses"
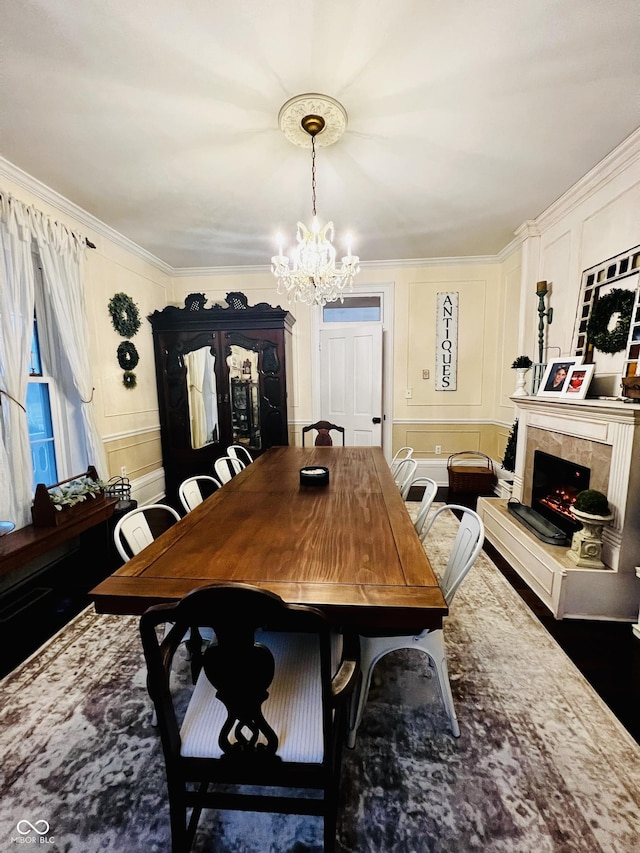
top-left (108, 292), bottom-right (141, 338)
top-left (117, 341), bottom-right (140, 370)
top-left (587, 288), bottom-right (635, 354)
top-left (122, 371), bottom-right (137, 390)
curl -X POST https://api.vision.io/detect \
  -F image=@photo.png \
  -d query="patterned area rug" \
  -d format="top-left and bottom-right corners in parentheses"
top-left (1, 504), bottom-right (639, 852)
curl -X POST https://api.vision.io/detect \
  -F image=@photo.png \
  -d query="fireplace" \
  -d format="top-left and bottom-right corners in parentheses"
top-left (531, 450), bottom-right (590, 536)
top-left (477, 396), bottom-right (640, 622)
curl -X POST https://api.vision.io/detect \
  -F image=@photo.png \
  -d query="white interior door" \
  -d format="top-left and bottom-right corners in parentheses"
top-left (319, 323), bottom-right (383, 446)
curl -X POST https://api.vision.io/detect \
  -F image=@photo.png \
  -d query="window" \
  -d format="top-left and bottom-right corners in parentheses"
top-left (27, 316), bottom-right (58, 489)
top-left (322, 295), bottom-right (381, 323)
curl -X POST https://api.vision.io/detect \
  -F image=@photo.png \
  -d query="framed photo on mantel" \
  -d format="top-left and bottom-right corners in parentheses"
top-left (537, 356), bottom-right (583, 398)
top-left (562, 364), bottom-right (595, 400)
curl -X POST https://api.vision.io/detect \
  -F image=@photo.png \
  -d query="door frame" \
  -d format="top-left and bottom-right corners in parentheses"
top-left (311, 282), bottom-right (395, 460)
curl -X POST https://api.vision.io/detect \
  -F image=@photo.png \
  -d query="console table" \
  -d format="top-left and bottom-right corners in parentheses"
top-left (0, 497), bottom-right (118, 578)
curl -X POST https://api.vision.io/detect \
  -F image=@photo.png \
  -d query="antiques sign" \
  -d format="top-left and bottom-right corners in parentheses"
top-left (435, 292), bottom-right (458, 391)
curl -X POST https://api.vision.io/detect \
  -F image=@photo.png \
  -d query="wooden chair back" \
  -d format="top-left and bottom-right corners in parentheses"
top-left (140, 583), bottom-right (357, 852)
top-left (301, 421), bottom-right (346, 447)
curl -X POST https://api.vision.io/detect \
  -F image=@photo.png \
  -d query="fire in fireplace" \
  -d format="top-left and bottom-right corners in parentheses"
top-left (531, 450), bottom-right (590, 535)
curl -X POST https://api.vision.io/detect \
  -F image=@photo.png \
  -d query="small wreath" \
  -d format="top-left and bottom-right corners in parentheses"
top-left (117, 341), bottom-right (140, 370)
top-left (122, 371), bottom-right (137, 390)
top-left (108, 292), bottom-right (141, 338)
top-left (587, 288), bottom-right (635, 354)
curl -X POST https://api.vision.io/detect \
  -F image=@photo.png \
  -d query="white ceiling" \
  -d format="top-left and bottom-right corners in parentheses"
top-left (1, 0), bottom-right (639, 270)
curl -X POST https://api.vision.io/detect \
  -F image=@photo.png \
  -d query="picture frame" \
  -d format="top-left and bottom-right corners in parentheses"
top-left (536, 356), bottom-right (583, 398)
top-left (561, 364), bottom-right (595, 400)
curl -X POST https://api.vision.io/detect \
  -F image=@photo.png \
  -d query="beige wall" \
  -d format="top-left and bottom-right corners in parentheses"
top-left (388, 261), bottom-right (518, 462)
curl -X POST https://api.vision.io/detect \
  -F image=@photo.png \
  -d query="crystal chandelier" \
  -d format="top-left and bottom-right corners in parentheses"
top-left (271, 94), bottom-right (359, 307)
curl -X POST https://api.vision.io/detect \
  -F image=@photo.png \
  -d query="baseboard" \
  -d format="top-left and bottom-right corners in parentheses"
top-left (129, 468), bottom-right (166, 506)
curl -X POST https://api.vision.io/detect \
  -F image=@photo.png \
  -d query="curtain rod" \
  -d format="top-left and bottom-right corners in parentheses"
top-left (0, 189), bottom-right (95, 249)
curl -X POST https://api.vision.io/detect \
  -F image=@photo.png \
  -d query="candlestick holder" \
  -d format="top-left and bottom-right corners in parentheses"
top-left (536, 281), bottom-right (553, 365)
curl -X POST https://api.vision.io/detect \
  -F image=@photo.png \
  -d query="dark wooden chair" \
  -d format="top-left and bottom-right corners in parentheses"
top-left (302, 420), bottom-right (346, 447)
top-left (140, 583), bottom-right (358, 853)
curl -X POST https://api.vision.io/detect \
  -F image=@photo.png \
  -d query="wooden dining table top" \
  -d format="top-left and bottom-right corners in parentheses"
top-left (91, 446), bottom-right (447, 630)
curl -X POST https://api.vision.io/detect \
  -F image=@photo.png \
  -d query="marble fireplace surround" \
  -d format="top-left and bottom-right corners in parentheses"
top-left (479, 396), bottom-right (640, 621)
top-left (513, 397), bottom-right (640, 573)
top-left (523, 428), bottom-right (611, 508)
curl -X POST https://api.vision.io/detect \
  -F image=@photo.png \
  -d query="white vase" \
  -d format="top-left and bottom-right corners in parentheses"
top-left (512, 368), bottom-right (529, 398)
top-left (567, 508), bottom-right (614, 568)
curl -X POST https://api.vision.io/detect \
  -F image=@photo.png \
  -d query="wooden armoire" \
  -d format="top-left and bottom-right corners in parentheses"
top-left (148, 292), bottom-right (295, 502)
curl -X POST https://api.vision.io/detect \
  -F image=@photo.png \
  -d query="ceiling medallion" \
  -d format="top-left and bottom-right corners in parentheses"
top-left (271, 94), bottom-right (359, 307)
top-left (278, 93), bottom-right (348, 148)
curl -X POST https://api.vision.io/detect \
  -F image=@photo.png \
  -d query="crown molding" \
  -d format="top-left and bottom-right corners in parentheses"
top-left (0, 156), bottom-right (173, 276)
top-left (360, 254), bottom-right (502, 268)
top-left (534, 127), bottom-right (640, 232)
top-left (172, 263), bottom-right (272, 277)
top-left (173, 254), bottom-right (504, 277)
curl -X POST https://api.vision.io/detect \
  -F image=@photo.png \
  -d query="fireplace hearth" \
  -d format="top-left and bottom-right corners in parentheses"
top-left (531, 450), bottom-right (590, 536)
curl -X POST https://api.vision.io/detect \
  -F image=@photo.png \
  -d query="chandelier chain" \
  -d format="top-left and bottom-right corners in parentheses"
top-left (311, 136), bottom-right (317, 217)
top-left (271, 98), bottom-right (360, 307)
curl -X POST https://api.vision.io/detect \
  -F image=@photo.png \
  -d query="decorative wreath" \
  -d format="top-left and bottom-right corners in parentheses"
top-left (108, 292), bottom-right (141, 338)
top-left (587, 288), bottom-right (635, 354)
top-left (117, 341), bottom-right (140, 370)
top-left (122, 371), bottom-right (137, 390)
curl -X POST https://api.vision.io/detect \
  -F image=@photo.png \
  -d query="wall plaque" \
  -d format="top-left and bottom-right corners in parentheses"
top-left (435, 292), bottom-right (458, 391)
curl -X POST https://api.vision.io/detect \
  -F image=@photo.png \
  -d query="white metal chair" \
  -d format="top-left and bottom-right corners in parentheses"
top-left (113, 503), bottom-right (181, 563)
top-left (214, 455), bottom-right (244, 484)
top-left (227, 444), bottom-right (253, 467)
top-left (394, 457), bottom-right (417, 499)
top-left (411, 477), bottom-right (439, 538)
top-left (178, 475), bottom-right (222, 513)
top-left (347, 504), bottom-right (485, 747)
top-left (390, 446), bottom-right (414, 476)
top-left (114, 502), bottom-right (210, 725)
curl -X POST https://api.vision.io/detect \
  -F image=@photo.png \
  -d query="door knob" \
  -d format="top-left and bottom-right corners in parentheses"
top-left (372, 417), bottom-right (382, 424)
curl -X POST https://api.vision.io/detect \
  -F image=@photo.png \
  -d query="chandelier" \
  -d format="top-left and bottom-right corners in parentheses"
top-left (271, 94), bottom-right (360, 307)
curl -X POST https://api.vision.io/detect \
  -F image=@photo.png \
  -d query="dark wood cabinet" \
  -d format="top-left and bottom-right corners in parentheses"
top-left (148, 292), bottom-right (295, 502)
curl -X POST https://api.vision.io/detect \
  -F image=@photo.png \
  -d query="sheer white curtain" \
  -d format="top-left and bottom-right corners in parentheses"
top-left (0, 191), bottom-right (108, 528)
top-left (29, 210), bottom-right (108, 481)
top-left (0, 196), bottom-right (36, 528)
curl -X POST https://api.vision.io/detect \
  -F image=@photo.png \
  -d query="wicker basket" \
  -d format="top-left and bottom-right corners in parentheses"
top-left (621, 376), bottom-right (640, 400)
top-left (447, 451), bottom-right (497, 497)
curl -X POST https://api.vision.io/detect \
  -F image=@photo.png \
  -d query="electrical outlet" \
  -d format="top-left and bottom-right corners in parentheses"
top-left (120, 465), bottom-right (127, 476)
top-left (422, 369), bottom-right (430, 379)
top-left (405, 388), bottom-right (413, 399)
top-left (435, 445), bottom-right (442, 455)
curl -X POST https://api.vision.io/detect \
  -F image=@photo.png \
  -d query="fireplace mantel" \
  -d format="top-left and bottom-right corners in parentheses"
top-left (478, 395), bottom-right (640, 622)
top-left (512, 395), bottom-right (640, 436)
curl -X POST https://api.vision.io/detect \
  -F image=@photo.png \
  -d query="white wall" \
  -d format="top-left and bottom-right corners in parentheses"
top-left (518, 129), bottom-right (640, 368)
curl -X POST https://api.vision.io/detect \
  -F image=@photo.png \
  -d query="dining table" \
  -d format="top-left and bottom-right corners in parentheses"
top-left (91, 446), bottom-right (447, 631)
